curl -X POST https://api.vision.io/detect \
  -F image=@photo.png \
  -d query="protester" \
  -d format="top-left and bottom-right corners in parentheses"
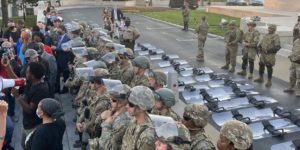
top-left (0, 100), bottom-right (8, 150)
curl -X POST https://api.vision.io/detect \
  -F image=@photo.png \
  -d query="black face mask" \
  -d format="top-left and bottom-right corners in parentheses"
top-left (125, 21), bottom-right (130, 27)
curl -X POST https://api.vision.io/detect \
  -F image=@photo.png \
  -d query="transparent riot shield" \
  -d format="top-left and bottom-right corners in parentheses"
top-left (83, 60), bottom-right (98, 68)
top-left (149, 114), bottom-right (179, 140)
top-left (72, 47), bottom-right (88, 57)
top-left (206, 87), bottom-right (234, 101)
top-left (101, 52), bottom-right (117, 64)
top-left (103, 79), bottom-right (123, 92)
top-left (61, 42), bottom-right (72, 51)
top-left (194, 74), bottom-right (211, 82)
top-left (114, 43), bottom-right (126, 53)
top-left (178, 76), bottom-right (197, 85)
top-left (138, 43), bottom-right (156, 51)
top-left (271, 140), bottom-right (299, 150)
top-left (75, 67), bottom-right (95, 79)
top-left (250, 118), bottom-right (300, 139)
top-left (159, 66), bottom-right (176, 75)
top-left (134, 44), bottom-right (142, 52)
top-left (179, 67), bottom-right (214, 77)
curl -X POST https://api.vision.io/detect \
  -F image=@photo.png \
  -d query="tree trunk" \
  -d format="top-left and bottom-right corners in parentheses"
top-left (1, 0), bottom-right (9, 27)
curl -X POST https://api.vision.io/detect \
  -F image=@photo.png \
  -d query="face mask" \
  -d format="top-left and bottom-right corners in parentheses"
top-left (36, 109), bottom-right (41, 118)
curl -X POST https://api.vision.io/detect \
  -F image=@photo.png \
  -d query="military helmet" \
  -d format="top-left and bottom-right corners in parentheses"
top-left (132, 56), bottom-right (150, 69)
top-left (94, 68), bottom-right (110, 77)
top-left (128, 86), bottom-right (154, 111)
top-left (87, 47), bottom-right (100, 59)
top-left (184, 104), bottom-right (209, 128)
top-left (148, 70), bottom-right (167, 85)
top-left (118, 48), bottom-right (134, 59)
top-left (229, 20), bottom-right (237, 26)
top-left (166, 123), bottom-right (191, 150)
top-left (268, 24), bottom-right (277, 31)
top-left (155, 88), bottom-right (176, 108)
top-left (220, 120), bottom-right (253, 150)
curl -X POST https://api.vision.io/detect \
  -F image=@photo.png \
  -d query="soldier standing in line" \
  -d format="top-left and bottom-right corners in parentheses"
top-left (217, 120), bottom-right (253, 150)
top-left (148, 70), bottom-right (167, 91)
top-left (117, 48), bottom-right (135, 85)
top-left (182, 104), bottom-right (216, 150)
top-left (151, 88), bottom-right (181, 121)
top-left (221, 20), bottom-right (241, 73)
top-left (237, 21), bottom-right (260, 80)
top-left (293, 13), bottom-right (300, 42)
top-left (182, 4), bottom-right (190, 32)
top-left (195, 16), bottom-right (209, 61)
top-left (121, 86), bottom-right (156, 150)
top-left (121, 17), bottom-right (140, 51)
top-left (284, 35), bottom-right (300, 96)
top-left (254, 24), bottom-right (281, 87)
top-left (130, 56), bottom-right (150, 87)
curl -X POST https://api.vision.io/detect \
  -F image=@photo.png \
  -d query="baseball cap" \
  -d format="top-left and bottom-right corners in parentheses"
top-left (25, 49), bottom-right (39, 58)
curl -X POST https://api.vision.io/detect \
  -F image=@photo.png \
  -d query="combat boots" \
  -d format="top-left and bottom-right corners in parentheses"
top-left (248, 74), bottom-right (253, 80)
top-left (197, 55), bottom-right (204, 62)
top-left (265, 79), bottom-right (272, 87)
top-left (237, 70), bottom-right (247, 76)
top-left (221, 64), bottom-right (229, 70)
top-left (229, 67), bottom-right (235, 73)
top-left (283, 86), bottom-right (295, 93)
top-left (254, 76), bottom-right (264, 83)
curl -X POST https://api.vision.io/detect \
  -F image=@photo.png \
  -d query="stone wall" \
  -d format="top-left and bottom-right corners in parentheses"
top-left (264, 0), bottom-right (300, 11)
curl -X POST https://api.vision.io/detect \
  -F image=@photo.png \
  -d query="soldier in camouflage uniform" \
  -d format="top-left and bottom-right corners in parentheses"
top-left (75, 77), bottom-right (111, 148)
top-left (118, 48), bottom-right (135, 85)
top-left (221, 20), bottom-right (241, 73)
top-left (182, 104), bottom-right (215, 150)
top-left (89, 84), bottom-right (132, 150)
top-left (217, 120), bottom-right (253, 150)
top-left (130, 56), bottom-right (150, 87)
top-left (121, 86), bottom-right (156, 150)
top-left (151, 88), bottom-right (181, 121)
top-left (155, 123), bottom-right (191, 150)
top-left (101, 52), bottom-right (121, 79)
top-left (254, 24), bottom-right (281, 87)
top-left (121, 17), bottom-right (140, 51)
top-left (237, 21), bottom-right (260, 80)
top-left (148, 70), bottom-right (167, 91)
top-left (69, 23), bottom-right (86, 48)
top-left (293, 14), bottom-right (300, 42)
top-left (195, 16), bottom-right (209, 61)
top-left (284, 37), bottom-right (300, 96)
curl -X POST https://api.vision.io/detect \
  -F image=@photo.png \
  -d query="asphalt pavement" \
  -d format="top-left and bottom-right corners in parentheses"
top-left (9, 7), bottom-right (298, 150)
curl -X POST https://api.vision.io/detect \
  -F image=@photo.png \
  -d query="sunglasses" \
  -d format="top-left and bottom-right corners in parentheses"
top-left (128, 101), bottom-right (136, 107)
top-left (111, 99), bottom-right (117, 103)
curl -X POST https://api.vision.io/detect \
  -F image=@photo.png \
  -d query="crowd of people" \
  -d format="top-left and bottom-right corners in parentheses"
top-left (0, 3), bottom-right (258, 150)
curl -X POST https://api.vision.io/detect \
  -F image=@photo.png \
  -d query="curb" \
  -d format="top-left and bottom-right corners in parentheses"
top-left (138, 14), bottom-right (225, 40)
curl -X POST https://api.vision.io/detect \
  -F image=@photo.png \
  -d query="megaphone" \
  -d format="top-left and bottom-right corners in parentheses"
top-left (0, 77), bottom-right (26, 91)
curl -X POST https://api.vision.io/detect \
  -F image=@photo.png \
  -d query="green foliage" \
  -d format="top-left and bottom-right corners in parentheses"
top-left (141, 10), bottom-right (240, 36)
top-left (0, 15), bottom-right (37, 28)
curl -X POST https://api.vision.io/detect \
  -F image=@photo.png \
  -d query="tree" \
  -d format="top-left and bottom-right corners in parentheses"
top-left (1, 0), bottom-right (9, 27)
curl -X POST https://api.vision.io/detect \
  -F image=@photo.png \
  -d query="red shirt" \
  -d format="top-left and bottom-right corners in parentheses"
top-left (0, 65), bottom-right (9, 78)
top-left (44, 44), bottom-right (53, 55)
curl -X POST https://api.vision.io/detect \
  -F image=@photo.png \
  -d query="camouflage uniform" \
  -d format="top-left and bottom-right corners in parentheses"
top-left (293, 19), bottom-right (300, 42)
top-left (119, 63), bottom-right (134, 85)
top-left (254, 24), bottom-right (281, 87)
top-left (222, 20), bottom-right (241, 72)
top-left (195, 17), bottom-right (209, 61)
top-left (89, 112), bottom-right (132, 150)
top-left (182, 5), bottom-right (190, 31)
top-left (220, 120), bottom-right (253, 150)
top-left (83, 93), bottom-right (111, 137)
top-left (70, 37), bottom-right (85, 47)
top-left (108, 63), bottom-right (121, 80)
top-left (237, 22), bottom-right (260, 79)
top-left (49, 27), bottom-right (59, 45)
top-left (121, 86), bottom-right (156, 150)
top-left (130, 56), bottom-right (150, 87)
top-left (130, 75), bottom-right (149, 87)
top-left (285, 39), bottom-right (300, 96)
top-left (184, 104), bottom-right (215, 150)
top-left (122, 17), bottom-right (140, 51)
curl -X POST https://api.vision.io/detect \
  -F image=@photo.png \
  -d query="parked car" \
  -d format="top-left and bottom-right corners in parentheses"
top-left (226, 0), bottom-right (248, 6)
top-left (249, 0), bottom-right (264, 6)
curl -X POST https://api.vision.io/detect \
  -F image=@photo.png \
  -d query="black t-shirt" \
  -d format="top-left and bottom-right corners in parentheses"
top-left (23, 82), bottom-right (50, 129)
top-left (30, 119), bottom-right (66, 150)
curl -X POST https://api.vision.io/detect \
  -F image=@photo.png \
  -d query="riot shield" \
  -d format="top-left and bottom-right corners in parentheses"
top-left (61, 42), bottom-right (71, 51)
top-left (75, 67), bottom-right (95, 79)
top-left (178, 76), bottom-right (197, 85)
top-left (72, 47), bottom-right (88, 57)
top-left (101, 52), bottom-right (117, 64)
top-left (138, 43), bottom-right (156, 51)
top-left (271, 140), bottom-right (299, 150)
top-left (83, 60), bottom-right (98, 68)
top-left (103, 79), bottom-right (123, 92)
top-left (149, 114), bottom-right (179, 140)
top-left (179, 67), bottom-right (214, 77)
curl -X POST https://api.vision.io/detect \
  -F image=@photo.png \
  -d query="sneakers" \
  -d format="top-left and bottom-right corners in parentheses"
top-left (237, 70), bottom-right (247, 76)
top-left (254, 76), bottom-right (264, 83)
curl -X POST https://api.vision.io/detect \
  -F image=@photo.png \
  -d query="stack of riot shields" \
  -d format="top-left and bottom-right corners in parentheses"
top-left (134, 42), bottom-right (300, 150)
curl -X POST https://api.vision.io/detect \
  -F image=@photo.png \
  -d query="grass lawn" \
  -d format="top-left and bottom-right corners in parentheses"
top-left (0, 15), bottom-right (37, 29)
top-left (140, 9), bottom-right (240, 36)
